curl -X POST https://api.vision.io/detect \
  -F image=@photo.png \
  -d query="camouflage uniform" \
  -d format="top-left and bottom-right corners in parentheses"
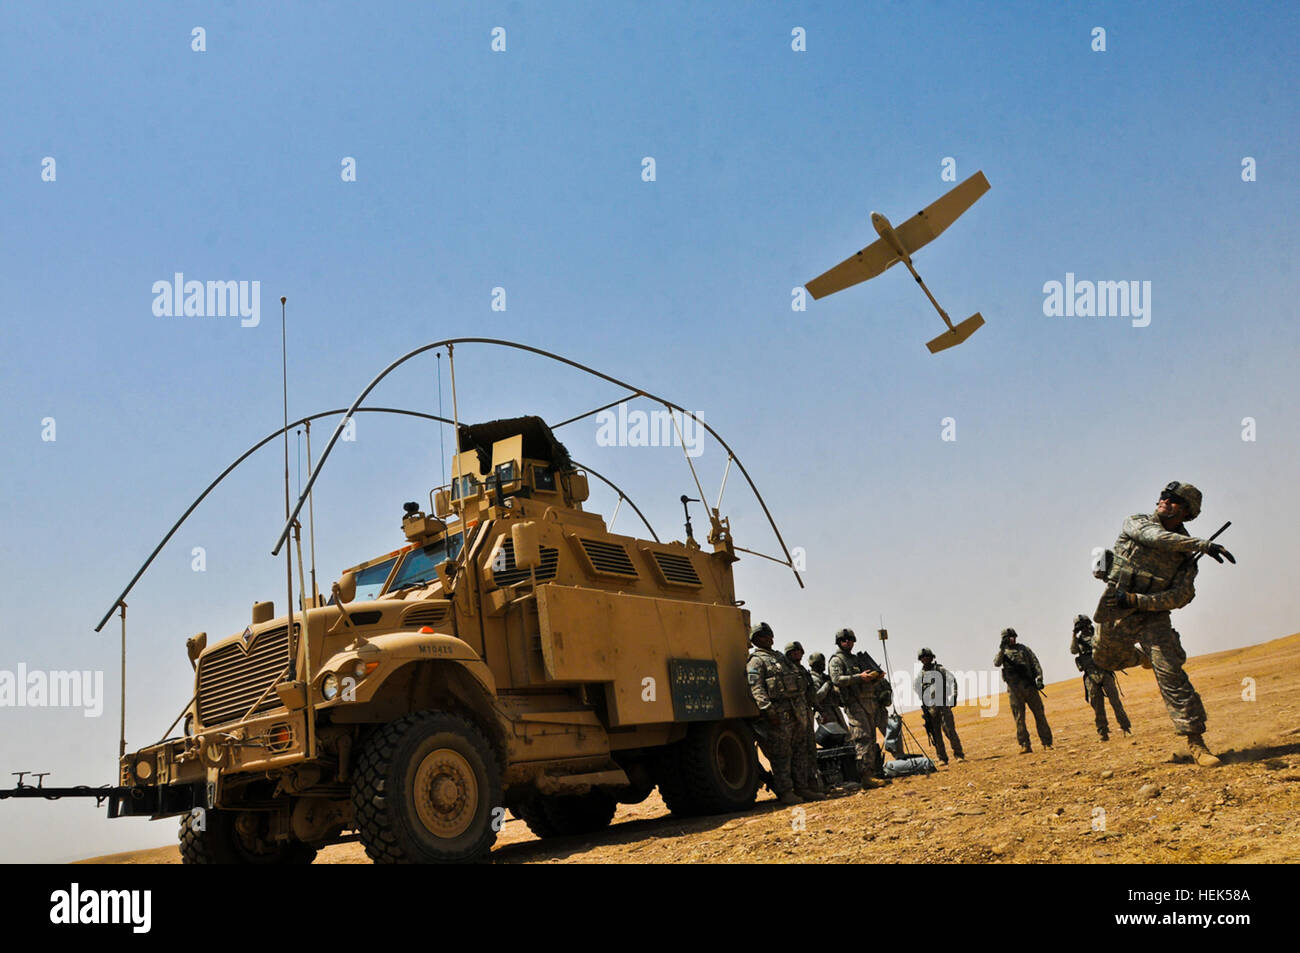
top-left (809, 656), bottom-right (848, 732)
top-left (828, 647), bottom-right (885, 779)
top-left (994, 635), bottom-right (1052, 750)
top-left (1071, 619), bottom-right (1130, 739)
top-left (1097, 511), bottom-right (1211, 736)
top-left (785, 643), bottom-right (823, 795)
top-left (914, 660), bottom-right (964, 762)
top-left (746, 644), bottom-right (806, 797)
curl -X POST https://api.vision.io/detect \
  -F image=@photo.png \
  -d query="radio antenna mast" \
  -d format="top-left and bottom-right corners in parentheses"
top-left (437, 351), bottom-right (447, 490)
top-left (304, 419), bottom-right (319, 606)
top-left (279, 296), bottom-right (297, 678)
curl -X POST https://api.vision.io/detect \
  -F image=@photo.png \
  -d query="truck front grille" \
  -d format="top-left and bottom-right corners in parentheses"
top-left (197, 626), bottom-right (290, 727)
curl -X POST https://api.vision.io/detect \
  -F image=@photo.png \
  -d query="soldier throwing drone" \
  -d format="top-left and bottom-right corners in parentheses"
top-left (1091, 481), bottom-right (1235, 767)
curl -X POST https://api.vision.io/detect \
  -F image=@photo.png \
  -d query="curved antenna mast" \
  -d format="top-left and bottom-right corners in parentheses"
top-left (94, 408), bottom-right (660, 632)
top-left (269, 339), bottom-right (803, 588)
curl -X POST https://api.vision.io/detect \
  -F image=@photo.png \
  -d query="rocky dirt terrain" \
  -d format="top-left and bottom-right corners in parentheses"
top-left (84, 632), bottom-right (1300, 864)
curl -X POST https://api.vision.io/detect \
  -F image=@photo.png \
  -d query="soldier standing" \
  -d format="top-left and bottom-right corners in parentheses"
top-left (914, 648), bottom-right (964, 764)
top-left (1093, 481), bottom-right (1235, 767)
top-left (994, 628), bottom-right (1053, 754)
top-left (827, 629), bottom-right (888, 790)
top-left (1071, 615), bottom-right (1131, 742)
top-left (808, 652), bottom-right (848, 733)
top-left (784, 641), bottom-right (826, 800)
top-left (746, 623), bottom-right (807, 805)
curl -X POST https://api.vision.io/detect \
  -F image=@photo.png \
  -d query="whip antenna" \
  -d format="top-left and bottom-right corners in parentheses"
top-left (279, 296), bottom-right (297, 678)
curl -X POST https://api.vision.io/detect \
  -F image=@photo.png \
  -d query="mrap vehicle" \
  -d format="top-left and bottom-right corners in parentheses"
top-left (34, 341), bottom-right (803, 864)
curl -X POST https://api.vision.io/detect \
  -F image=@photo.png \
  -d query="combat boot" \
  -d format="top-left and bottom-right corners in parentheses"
top-left (795, 788), bottom-right (826, 802)
top-left (1018, 744), bottom-right (1032, 755)
top-left (1186, 734), bottom-right (1221, 768)
top-left (1098, 730), bottom-right (1109, 742)
top-left (778, 790), bottom-right (804, 806)
top-left (859, 776), bottom-right (888, 790)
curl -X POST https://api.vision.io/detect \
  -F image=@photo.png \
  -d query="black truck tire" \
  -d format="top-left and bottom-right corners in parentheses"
top-left (178, 808), bottom-right (317, 865)
top-left (514, 790), bottom-right (618, 839)
top-left (655, 719), bottom-right (760, 817)
top-left (351, 711), bottom-right (502, 864)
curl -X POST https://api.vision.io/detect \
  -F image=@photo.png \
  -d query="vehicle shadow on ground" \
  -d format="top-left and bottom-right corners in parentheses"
top-left (1218, 741), bottom-right (1300, 766)
top-left (490, 799), bottom-right (796, 863)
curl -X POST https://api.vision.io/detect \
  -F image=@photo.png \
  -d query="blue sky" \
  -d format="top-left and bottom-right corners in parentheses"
top-left (1, 2), bottom-right (1297, 861)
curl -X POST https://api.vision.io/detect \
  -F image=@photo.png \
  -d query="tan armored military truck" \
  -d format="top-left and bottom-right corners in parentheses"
top-left (115, 416), bottom-right (766, 863)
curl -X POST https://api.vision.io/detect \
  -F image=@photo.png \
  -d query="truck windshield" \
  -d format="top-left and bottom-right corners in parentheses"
top-left (388, 534), bottom-right (465, 592)
top-left (352, 557), bottom-right (399, 602)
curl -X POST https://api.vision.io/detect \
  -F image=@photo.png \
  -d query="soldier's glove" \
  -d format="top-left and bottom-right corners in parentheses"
top-left (1204, 542), bottom-right (1235, 564)
top-left (1104, 587), bottom-right (1132, 610)
top-left (764, 708), bottom-right (780, 726)
top-left (1035, 677), bottom-right (1044, 690)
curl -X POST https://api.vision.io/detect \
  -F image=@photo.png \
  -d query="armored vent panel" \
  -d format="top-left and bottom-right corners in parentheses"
top-left (650, 551), bottom-right (703, 588)
top-left (578, 538), bottom-right (638, 578)
top-left (492, 540), bottom-right (559, 588)
top-left (197, 626), bottom-right (290, 727)
top-left (402, 603), bottom-right (452, 628)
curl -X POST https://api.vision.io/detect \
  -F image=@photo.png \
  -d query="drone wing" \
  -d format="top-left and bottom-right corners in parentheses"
top-left (893, 170), bottom-right (990, 258)
top-left (804, 236), bottom-right (899, 300)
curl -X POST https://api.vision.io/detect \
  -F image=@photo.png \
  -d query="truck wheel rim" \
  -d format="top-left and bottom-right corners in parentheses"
top-left (715, 730), bottom-right (747, 790)
top-left (413, 748), bottom-right (478, 838)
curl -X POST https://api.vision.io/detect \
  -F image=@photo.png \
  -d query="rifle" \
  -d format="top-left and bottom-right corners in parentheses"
top-left (1094, 520), bottom-right (1230, 625)
top-left (920, 707), bottom-right (940, 748)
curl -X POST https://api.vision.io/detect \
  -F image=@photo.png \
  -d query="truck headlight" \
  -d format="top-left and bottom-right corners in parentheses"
top-left (321, 673), bottom-right (339, 701)
top-left (135, 759), bottom-right (153, 781)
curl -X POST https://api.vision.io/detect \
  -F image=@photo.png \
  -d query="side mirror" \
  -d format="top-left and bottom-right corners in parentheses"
top-left (186, 632), bottom-right (207, 670)
top-left (434, 558), bottom-right (455, 591)
top-left (335, 571), bottom-right (357, 604)
top-left (433, 489), bottom-right (452, 518)
top-left (251, 601), bottom-right (274, 624)
top-left (567, 472), bottom-right (590, 503)
top-left (511, 521), bottom-right (541, 570)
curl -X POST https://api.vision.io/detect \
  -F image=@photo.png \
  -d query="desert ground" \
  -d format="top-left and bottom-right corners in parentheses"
top-left (83, 632), bottom-right (1300, 864)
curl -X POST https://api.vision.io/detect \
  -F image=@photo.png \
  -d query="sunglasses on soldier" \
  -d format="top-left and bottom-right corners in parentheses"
top-left (1160, 482), bottom-right (1188, 508)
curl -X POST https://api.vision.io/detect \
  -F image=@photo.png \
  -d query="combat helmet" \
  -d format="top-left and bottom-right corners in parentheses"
top-left (784, 640), bottom-right (804, 655)
top-left (1073, 614), bottom-right (1092, 631)
top-left (1161, 481), bottom-right (1202, 520)
top-left (917, 647), bottom-right (935, 661)
top-left (834, 627), bottom-right (857, 646)
top-left (808, 652), bottom-right (826, 670)
top-left (749, 622), bottom-right (774, 645)
top-left (1000, 627), bottom-right (1018, 642)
